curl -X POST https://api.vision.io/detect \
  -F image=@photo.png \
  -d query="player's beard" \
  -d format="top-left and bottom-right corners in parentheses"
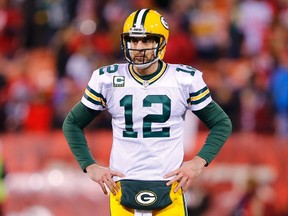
top-left (128, 47), bottom-right (159, 69)
top-left (133, 56), bottom-right (149, 64)
top-left (131, 49), bottom-right (155, 65)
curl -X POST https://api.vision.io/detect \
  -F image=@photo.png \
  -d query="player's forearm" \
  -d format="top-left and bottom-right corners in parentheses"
top-left (62, 102), bottom-right (100, 172)
top-left (193, 101), bottom-right (232, 165)
top-left (196, 115), bottom-right (232, 165)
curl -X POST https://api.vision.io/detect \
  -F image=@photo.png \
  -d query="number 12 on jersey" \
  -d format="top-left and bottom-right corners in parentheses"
top-left (120, 95), bottom-right (171, 138)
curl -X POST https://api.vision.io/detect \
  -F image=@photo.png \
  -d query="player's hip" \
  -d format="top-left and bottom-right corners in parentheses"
top-left (110, 180), bottom-right (188, 216)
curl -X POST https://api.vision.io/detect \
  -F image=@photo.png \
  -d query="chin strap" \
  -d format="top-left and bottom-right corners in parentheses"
top-left (134, 57), bottom-right (159, 70)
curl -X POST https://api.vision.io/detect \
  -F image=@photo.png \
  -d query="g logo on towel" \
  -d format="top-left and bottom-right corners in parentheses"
top-left (135, 191), bottom-right (157, 206)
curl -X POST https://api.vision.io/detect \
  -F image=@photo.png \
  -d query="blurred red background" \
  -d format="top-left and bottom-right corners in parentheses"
top-left (2, 130), bottom-right (288, 216)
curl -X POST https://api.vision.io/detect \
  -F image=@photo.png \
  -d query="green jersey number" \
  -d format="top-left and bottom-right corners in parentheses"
top-left (99, 64), bottom-right (119, 75)
top-left (120, 95), bottom-right (171, 138)
top-left (176, 64), bottom-right (196, 76)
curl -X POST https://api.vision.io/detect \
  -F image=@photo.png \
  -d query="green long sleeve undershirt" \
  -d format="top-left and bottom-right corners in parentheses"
top-left (62, 101), bottom-right (232, 172)
top-left (62, 102), bottom-right (101, 172)
top-left (193, 101), bottom-right (232, 165)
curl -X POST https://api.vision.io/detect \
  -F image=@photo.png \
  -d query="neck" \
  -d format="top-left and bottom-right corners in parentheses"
top-left (133, 61), bottom-right (159, 76)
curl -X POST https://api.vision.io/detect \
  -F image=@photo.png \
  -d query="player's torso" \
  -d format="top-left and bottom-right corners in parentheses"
top-left (84, 61), bottom-right (202, 180)
top-left (102, 62), bottom-right (193, 139)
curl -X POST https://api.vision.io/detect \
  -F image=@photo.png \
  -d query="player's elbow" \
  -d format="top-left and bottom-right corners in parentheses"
top-left (224, 116), bottom-right (233, 135)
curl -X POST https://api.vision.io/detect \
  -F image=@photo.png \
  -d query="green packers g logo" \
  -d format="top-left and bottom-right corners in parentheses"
top-left (160, 16), bottom-right (169, 30)
top-left (135, 191), bottom-right (157, 206)
top-left (113, 76), bottom-right (125, 87)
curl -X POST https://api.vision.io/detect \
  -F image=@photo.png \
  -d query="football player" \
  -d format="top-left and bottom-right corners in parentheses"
top-left (63, 9), bottom-right (232, 216)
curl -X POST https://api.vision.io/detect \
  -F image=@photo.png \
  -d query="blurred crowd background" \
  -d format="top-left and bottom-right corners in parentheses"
top-left (0, 0), bottom-right (288, 135)
top-left (0, 0), bottom-right (288, 215)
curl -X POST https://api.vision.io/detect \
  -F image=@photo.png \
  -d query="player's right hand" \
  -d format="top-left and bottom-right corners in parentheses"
top-left (86, 163), bottom-right (125, 195)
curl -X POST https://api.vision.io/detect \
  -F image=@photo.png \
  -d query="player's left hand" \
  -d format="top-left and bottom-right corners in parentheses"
top-left (164, 156), bottom-right (206, 193)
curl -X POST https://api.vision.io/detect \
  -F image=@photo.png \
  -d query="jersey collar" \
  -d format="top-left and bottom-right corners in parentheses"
top-left (128, 60), bottom-right (167, 86)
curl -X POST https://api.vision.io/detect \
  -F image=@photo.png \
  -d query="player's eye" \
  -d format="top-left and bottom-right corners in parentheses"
top-left (128, 37), bottom-right (156, 44)
top-left (130, 38), bottom-right (139, 43)
top-left (142, 38), bottom-right (151, 43)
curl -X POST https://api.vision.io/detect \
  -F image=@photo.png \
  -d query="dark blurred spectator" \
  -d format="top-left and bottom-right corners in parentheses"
top-left (239, 78), bottom-right (257, 132)
top-left (236, 0), bottom-right (273, 56)
top-left (52, 75), bottom-right (82, 128)
top-left (228, 54), bottom-right (274, 133)
top-left (251, 51), bottom-right (275, 133)
top-left (188, 0), bottom-right (228, 60)
top-left (227, 0), bottom-right (244, 59)
top-left (212, 59), bottom-right (242, 132)
top-left (247, 73), bottom-right (274, 133)
top-left (267, 20), bottom-right (288, 63)
top-left (164, 13), bottom-right (196, 64)
top-left (65, 44), bottom-right (94, 89)
top-left (154, 0), bottom-right (172, 9)
top-left (22, 0), bottom-right (74, 48)
top-left (50, 25), bottom-right (76, 78)
top-left (22, 49), bottom-right (56, 131)
top-left (168, 0), bottom-right (195, 15)
top-left (101, 0), bottom-right (130, 59)
top-left (269, 50), bottom-right (288, 139)
top-left (0, 74), bottom-right (7, 132)
top-left (186, 186), bottom-right (211, 216)
top-left (0, 0), bottom-right (23, 56)
top-left (4, 71), bottom-right (32, 131)
top-left (230, 178), bottom-right (277, 216)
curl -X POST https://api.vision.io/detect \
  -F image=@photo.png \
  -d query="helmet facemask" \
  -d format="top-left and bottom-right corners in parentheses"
top-left (121, 33), bottom-right (166, 69)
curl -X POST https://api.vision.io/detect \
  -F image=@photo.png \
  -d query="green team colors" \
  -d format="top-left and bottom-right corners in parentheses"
top-left (81, 60), bottom-right (213, 181)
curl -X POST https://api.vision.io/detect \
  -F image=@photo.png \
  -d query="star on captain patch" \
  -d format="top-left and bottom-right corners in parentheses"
top-left (113, 76), bottom-right (125, 87)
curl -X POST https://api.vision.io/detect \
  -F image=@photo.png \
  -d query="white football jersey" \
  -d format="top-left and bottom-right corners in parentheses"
top-left (81, 61), bottom-right (212, 181)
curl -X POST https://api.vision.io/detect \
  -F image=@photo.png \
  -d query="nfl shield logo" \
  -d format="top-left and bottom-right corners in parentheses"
top-left (143, 80), bottom-right (149, 88)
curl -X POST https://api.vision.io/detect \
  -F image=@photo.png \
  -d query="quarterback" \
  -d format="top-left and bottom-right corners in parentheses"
top-left (63, 9), bottom-right (232, 216)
